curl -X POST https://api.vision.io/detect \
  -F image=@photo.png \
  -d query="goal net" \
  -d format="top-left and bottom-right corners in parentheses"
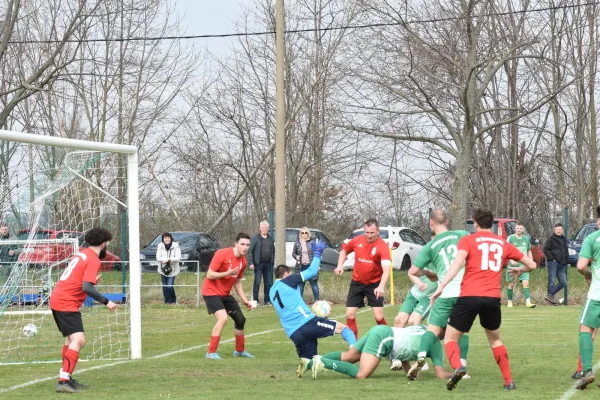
top-left (0, 131), bottom-right (141, 364)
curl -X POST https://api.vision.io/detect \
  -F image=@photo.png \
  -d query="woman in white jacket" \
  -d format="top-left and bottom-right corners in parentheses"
top-left (156, 232), bottom-right (181, 304)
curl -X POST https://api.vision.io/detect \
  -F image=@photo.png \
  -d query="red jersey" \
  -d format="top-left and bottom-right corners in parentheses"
top-left (201, 248), bottom-right (246, 297)
top-left (344, 236), bottom-right (390, 284)
top-left (458, 231), bottom-right (524, 298)
top-left (50, 248), bottom-right (101, 312)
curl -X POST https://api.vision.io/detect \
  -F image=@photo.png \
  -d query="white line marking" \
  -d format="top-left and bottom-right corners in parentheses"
top-left (0, 306), bottom-right (388, 393)
top-left (557, 359), bottom-right (600, 400)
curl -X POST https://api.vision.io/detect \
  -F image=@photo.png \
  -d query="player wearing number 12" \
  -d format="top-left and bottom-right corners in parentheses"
top-left (49, 228), bottom-right (117, 393)
top-left (270, 240), bottom-right (357, 377)
top-left (406, 209), bottom-right (470, 380)
top-left (430, 209), bottom-right (536, 391)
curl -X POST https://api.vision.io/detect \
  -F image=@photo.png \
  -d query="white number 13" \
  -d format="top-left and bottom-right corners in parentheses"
top-left (477, 243), bottom-right (503, 272)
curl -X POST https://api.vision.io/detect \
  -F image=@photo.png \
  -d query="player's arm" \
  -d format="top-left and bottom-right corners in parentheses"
top-left (302, 240), bottom-right (326, 281)
top-left (576, 237), bottom-right (593, 281)
top-left (206, 253), bottom-right (238, 280)
top-left (437, 249), bottom-right (467, 292)
top-left (233, 279), bottom-right (251, 308)
top-left (375, 259), bottom-right (391, 298)
top-left (335, 248), bottom-right (348, 275)
top-left (82, 281), bottom-right (116, 311)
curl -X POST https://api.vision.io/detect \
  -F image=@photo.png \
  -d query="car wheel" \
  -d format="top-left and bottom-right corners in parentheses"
top-left (401, 255), bottom-right (411, 271)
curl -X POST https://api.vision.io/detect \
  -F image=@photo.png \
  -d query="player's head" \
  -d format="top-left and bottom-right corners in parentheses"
top-left (162, 232), bottom-right (173, 244)
top-left (275, 264), bottom-right (292, 279)
top-left (364, 218), bottom-right (380, 243)
top-left (0, 225), bottom-right (8, 238)
top-left (234, 232), bottom-right (251, 256)
top-left (554, 223), bottom-right (563, 236)
top-left (85, 228), bottom-right (113, 259)
top-left (259, 221), bottom-right (269, 235)
top-left (299, 227), bottom-right (311, 241)
top-left (515, 222), bottom-right (524, 235)
top-left (429, 208), bottom-right (448, 233)
top-left (472, 208), bottom-right (493, 230)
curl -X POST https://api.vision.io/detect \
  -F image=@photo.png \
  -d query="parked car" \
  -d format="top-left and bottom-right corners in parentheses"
top-left (568, 223), bottom-right (598, 266)
top-left (465, 218), bottom-right (545, 268)
top-left (274, 228), bottom-right (339, 272)
top-left (140, 231), bottom-right (220, 272)
top-left (341, 227), bottom-right (426, 271)
top-left (17, 229), bottom-right (121, 271)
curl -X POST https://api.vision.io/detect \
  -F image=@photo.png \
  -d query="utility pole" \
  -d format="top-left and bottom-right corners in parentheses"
top-left (274, 0), bottom-right (286, 265)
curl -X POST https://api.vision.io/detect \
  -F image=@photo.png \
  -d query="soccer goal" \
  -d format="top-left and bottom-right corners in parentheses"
top-left (0, 130), bottom-right (141, 364)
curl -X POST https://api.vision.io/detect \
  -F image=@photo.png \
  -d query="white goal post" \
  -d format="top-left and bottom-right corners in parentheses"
top-left (0, 129), bottom-right (142, 360)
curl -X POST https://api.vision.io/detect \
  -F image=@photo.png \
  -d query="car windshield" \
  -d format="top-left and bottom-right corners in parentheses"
top-left (466, 221), bottom-right (499, 235)
top-left (574, 224), bottom-right (598, 241)
top-left (149, 233), bottom-right (197, 246)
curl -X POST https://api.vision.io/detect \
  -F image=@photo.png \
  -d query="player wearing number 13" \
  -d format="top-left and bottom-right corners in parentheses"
top-left (430, 209), bottom-right (536, 391)
top-left (49, 228), bottom-right (117, 393)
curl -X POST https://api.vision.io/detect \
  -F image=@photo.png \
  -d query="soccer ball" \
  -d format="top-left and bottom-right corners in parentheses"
top-left (23, 324), bottom-right (38, 338)
top-left (311, 301), bottom-right (331, 318)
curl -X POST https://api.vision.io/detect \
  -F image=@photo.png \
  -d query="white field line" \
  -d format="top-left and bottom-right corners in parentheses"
top-left (557, 359), bottom-right (600, 400)
top-left (0, 306), bottom-right (388, 393)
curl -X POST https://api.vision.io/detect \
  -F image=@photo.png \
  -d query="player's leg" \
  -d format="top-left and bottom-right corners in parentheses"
top-left (574, 327), bottom-right (598, 378)
top-left (444, 297), bottom-right (479, 390)
top-left (576, 299), bottom-right (600, 389)
top-left (410, 298), bottom-right (451, 378)
top-left (332, 319), bottom-right (357, 346)
top-left (394, 293), bottom-right (414, 327)
top-left (428, 335), bottom-right (452, 379)
top-left (408, 298), bottom-right (430, 326)
top-left (345, 280), bottom-right (364, 338)
top-left (480, 297), bottom-right (514, 390)
top-left (52, 310), bottom-right (85, 393)
top-left (521, 277), bottom-right (535, 308)
top-left (204, 296), bottom-right (228, 358)
top-left (367, 281), bottom-right (387, 325)
top-left (225, 297), bottom-right (254, 358)
top-left (506, 268), bottom-right (515, 306)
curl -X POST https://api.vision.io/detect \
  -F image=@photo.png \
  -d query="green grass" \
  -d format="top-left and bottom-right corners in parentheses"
top-left (1, 304), bottom-right (600, 399)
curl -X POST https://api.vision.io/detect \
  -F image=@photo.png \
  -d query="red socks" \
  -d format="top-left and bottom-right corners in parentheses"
top-left (376, 317), bottom-right (387, 326)
top-left (60, 349), bottom-right (79, 382)
top-left (445, 341), bottom-right (463, 370)
top-left (577, 353), bottom-right (583, 373)
top-left (346, 318), bottom-right (358, 339)
top-left (62, 345), bottom-right (68, 359)
top-left (208, 336), bottom-right (220, 353)
top-left (235, 335), bottom-right (245, 353)
top-left (492, 345), bottom-right (512, 385)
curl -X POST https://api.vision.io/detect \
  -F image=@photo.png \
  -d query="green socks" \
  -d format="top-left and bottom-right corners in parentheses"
top-left (321, 357), bottom-right (359, 378)
top-left (322, 351), bottom-right (342, 361)
top-left (524, 288), bottom-right (531, 301)
top-left (507, 288), bottom-right (513, 301)
top-left (580, 332), bottom-right (594, 371)
top-left (459, 334), bottom-right (469, 361)
top-left (417, 331), bottom-right (437, 359)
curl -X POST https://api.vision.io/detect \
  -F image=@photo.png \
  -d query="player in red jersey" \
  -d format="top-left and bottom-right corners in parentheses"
top-left (202, 232), bottom-right (254, 360)
top-left (335, 219), bottom-right (391, 339)
top-left (49, 227), bottom-right (116, 393)
top-left (430, 209), bottom-right (536, 391)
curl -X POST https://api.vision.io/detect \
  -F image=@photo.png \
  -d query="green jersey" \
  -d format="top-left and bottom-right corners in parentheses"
top-left (414, 230), bottom-right (470, 298)
top-left (389, 325), bottom-right (426, 361)
top-left (507, 234), bottom-right (531, 268)
top-left (579, 230), bottom-right (600, 301)
top-left (409, 274), bottom-right (438, 300)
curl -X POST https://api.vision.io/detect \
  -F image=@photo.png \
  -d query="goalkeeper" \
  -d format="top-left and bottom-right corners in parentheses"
top-left (310, 324), bottom-right (451, 380)
top-left (270, 240), bottom-right (356, 377)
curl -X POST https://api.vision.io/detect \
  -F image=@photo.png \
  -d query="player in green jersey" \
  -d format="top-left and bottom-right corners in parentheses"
top-left (310, 324), bottom-right (452, 380)
top-left (506, 222), bottom-right (536, 308)
top-left (573, 205), bottom-right (600, 390)
top-left (406, 209), bottom-right (470, 381)
top-left (395, 274), bottom-right (438, 328)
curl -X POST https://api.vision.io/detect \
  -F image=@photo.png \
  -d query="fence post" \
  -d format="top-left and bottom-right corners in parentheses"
top-left (564, 207), bottom-right (569, 306)
top-left (196, 261), bottom-right (200, 308)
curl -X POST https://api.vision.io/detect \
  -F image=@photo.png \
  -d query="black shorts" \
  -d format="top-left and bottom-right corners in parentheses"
top-left (448, 296), bottom-right (502, 333)
top-left (52, 310), bottom-right (84, 337)
top-left (346, 280), bottom-right (384, 308)
top-left (289, 317), bottom-right (337, 358)
top-left (203, 295), bottom-right (242, 316)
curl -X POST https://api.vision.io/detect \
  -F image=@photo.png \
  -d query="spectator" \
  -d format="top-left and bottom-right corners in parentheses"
top-left (543, 223), bottom-right (569, 305)
top-left (292, 227), bottom-right (320, 302)
top-left (0, 224), bottom-right (20, 282)
top-left (156, 232), bottom-right (181, 305)
top-left (249, 221), bottom-right (275, 306)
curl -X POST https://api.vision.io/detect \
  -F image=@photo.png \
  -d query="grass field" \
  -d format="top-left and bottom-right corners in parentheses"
top-left (1, 269), bottom-right (599, 399)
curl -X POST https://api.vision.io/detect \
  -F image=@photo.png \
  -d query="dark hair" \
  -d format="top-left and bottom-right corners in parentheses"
top-left (162, 232), bottom-right (173, 241)
top-left (554, 223), bottom-right (563, 228)
top-left (275, 264), bottom-right (291, 279)
top-left (472, 208), bottom-right (493, 229)
top-left (515, 221), bottom-right (524, 227)
top-left (85, 227), bottom-right (113, 246)
top-left (597, 206), bottom-right (600, 219)
top-left (364, 218), bottom-right (379, 228)
top-left (236, 232), bottom-right (251, 242)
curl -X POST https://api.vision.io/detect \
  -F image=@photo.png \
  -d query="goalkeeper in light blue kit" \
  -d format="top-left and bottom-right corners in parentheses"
top-left (270, 240), bottom-right (357, 377)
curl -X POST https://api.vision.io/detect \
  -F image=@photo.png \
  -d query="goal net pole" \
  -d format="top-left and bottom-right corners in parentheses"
top-left (0, 129), bottom-right (142, 360)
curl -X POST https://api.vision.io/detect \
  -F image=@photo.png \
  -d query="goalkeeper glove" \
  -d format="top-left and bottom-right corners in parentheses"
top-left (312, 239), bottom-right (327, 258)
